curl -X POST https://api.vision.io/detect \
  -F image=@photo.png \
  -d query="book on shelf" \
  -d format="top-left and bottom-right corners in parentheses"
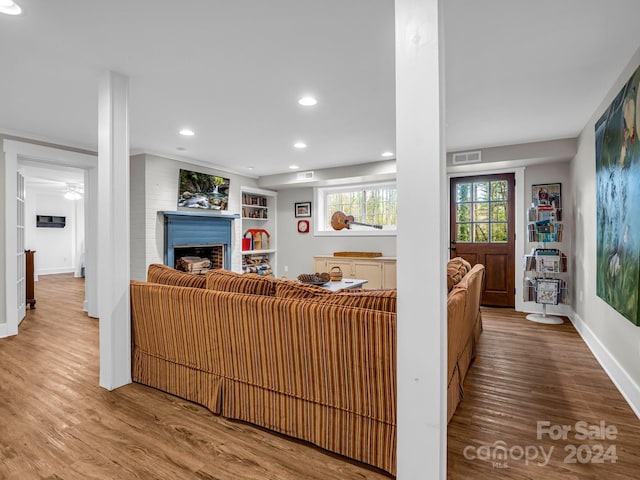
top-left (535, 248), bottom-right (559, 255)
top-left (536, 278), bottom-right (560, 305)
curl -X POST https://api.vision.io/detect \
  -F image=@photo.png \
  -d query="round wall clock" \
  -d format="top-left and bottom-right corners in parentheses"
top-left (297, 219), bottom-right (309, 233)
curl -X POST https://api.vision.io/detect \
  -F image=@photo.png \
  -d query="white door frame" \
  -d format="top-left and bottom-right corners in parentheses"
top-left (3, 140), bottom-right (98, 337)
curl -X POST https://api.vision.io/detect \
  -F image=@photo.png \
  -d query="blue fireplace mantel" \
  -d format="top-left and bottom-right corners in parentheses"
top-left (161, 211), bottom-right (240, 269)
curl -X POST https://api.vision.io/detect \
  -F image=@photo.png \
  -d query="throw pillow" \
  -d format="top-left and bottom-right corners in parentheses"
top-left (276, 280), bottom-right (396, 313)
top-left (327, 289), bottom-right (397, 313)
top-left (447, 257), bottom-right (468, 292)
top-left (205, 269), bottom-right (277, 296)
top-left (147, 263), bottom-right (206, 289)
top-left (275, 280), bottom-right (331, 299)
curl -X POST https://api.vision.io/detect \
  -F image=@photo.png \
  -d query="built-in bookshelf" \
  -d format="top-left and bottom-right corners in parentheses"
top-left (240, 186), bottom-right (277, 276)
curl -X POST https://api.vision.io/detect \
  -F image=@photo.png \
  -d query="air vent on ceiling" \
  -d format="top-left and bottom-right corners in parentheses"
top-left (452, 150), bottom-right (482, 165)
top-left (296, 171), bottom-right (314, 181)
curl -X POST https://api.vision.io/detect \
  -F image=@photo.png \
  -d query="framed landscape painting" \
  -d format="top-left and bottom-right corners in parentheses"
top-left (178, 169), bottom-right (230, 211)
top-left (595, 63), bottom-right (640, 326)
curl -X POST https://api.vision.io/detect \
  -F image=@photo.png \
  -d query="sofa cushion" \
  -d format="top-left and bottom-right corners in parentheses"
top-left (329, 289), bottom-right (397, 313)
top-left (447, 257), bottom-right (469, 292)
top-left (147, 263), bottom-right (206, 289)
top-left (275, 280), bottom-right (330, 299)
top-left (205, 269), bottom-right (277, 296)
top-left (276, 280), bottom-right (396, 313)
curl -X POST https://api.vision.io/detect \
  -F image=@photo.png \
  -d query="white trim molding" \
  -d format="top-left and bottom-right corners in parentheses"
top-left (569, 310), bottom-right (640, 420)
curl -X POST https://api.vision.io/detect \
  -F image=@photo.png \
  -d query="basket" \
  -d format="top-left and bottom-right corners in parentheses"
top-left (329, 266), bottom-right (343, 282)
top-left (297, 272), bottom-right (331, 284)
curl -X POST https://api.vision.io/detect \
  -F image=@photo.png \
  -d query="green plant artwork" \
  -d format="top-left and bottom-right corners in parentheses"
top-left (595, 64), bottom-right (640, 325)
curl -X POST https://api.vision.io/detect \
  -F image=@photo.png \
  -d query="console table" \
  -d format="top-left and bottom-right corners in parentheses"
top-left (313, 255), bottom-right (396, 289)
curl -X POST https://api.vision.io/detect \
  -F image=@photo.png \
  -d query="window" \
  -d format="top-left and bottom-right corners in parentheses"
top-left (454, 179), bottom-right (508, 243)
top-left (315, 182), bottom-right (397, 235)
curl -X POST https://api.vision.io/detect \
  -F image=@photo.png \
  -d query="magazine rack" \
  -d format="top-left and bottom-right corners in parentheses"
top-left (523, 196), bottom-right (567, 324)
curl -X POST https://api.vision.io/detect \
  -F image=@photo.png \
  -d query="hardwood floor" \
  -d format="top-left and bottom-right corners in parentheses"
top-left (4, 277), bottom-right (640, 479)
top-left (447, 307), bottom-right (640, 479)
top-left (0, 274), bottom-right (390, 480)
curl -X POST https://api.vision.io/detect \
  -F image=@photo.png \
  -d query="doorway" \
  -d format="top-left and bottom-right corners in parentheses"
top-left (21, 162), bottom-right (86, 284)
top-left (3, 140), bottom-right (98, 337)
top-left (450, 173), bottom-right (516, 307)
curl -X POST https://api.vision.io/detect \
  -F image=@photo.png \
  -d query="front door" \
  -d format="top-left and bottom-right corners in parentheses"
top-left (450, 173), bottom-right (515, 307)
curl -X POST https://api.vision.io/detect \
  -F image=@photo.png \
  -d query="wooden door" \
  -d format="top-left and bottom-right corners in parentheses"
top-left (450, 174), bottom-right (515, 307)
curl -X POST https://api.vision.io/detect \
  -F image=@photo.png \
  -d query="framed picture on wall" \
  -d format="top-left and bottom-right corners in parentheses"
top-left (532, 183), bottom-right (561, 208)
top-left (295, 202), bottom-right (311, 218)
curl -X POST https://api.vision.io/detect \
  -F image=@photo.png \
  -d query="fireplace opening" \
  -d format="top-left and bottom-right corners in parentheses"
top-left (174, 243), bottom-right (226, 274)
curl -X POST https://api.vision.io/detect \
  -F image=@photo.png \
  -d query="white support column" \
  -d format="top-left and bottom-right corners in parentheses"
top-left (395, 0), bottom-right (446, 478)
top-left (98, 71), bottom-right (131, 390)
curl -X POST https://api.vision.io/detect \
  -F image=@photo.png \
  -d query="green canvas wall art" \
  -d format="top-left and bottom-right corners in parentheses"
top-left (595, 64), bottom-right (640, 326)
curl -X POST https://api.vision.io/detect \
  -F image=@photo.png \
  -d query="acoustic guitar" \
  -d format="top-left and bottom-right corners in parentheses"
top-left (331, 211), bottom-right (383, 230)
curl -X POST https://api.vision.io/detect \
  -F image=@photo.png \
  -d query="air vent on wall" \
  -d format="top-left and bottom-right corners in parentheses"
top-left (296, 171), bottom-right (314, 181)
top-left (452, 150), bottom-right (482, 165)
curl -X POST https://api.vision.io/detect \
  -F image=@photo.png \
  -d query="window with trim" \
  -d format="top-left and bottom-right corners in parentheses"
top-left (315, 182), bottom-right (397, 235)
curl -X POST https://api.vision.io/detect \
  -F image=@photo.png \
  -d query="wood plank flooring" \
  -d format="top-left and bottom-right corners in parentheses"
top-left (447, 307), bottom-right (640, 479)
top-left (4, 277), bottom-right (640, 479)
top-left (0, 274), bottom-right (390, 480)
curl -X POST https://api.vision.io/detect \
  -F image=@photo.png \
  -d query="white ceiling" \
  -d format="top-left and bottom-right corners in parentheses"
top-left (1, 0), bottom-right (639, 179)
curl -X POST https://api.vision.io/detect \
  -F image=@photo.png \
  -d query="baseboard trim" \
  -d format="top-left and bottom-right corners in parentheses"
top-left (569, 310), bottom-right (640, 420)
top-left (37, 267), bottom-right (76, 276)
top-left (0, 323), bottom-right (7, 338)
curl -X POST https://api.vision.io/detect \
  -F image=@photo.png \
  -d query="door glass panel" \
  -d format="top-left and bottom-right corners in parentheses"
top-left (456, 204), bottom-right (471, 222)
top-left (490, 180), bottom-right (508, 200)
top-left (457, 223), bottom-right (471, 242)
top-left (474, 203), bottom-right (489, 222)
top-left (491, 223), bottom-right (508, 242)
top-left (456, 183), bottom-right (472, 202)
top-left (474, 223), bottom-right (489, 242)
top-left (454, 178), bottom-right (510, 244)
top-left (491, 202), bottom-right (507, 222)
top-left (474, 182), bottom-right (489, 201)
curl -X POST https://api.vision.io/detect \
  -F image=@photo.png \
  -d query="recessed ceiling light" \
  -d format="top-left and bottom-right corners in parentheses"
top-left (381, 151), bottom-right (394, 157)
top-left (0, 0), bottom-right (22, 15)
top-left (294, 142), bottom-right (307, 149)
top-left (176, 147), bottom-right (187, 151)
top-left (247, 166), bottom-right (254, 170)
top-left (298, 96), bottom-right (317, 106)
top-left (179, 129), bottom-right (195, 136)
top-left (289, 165), bottom-right (300, 170)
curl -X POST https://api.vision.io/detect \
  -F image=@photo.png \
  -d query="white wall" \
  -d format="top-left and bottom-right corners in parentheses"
top-left (276, 187), bottom-right (396, 277)
top-left (24, 187), bottom-right (82, 276)
top-left (129, 154), bottom-right (259, 280)
top-left (571, 45), bottom-right (640, 416)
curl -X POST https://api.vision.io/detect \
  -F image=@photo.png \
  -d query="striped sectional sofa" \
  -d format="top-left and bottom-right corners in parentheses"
top-left (446, 257), bottom-right (485, 422)
top-left (131, 264), bottom-right (397, 474)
